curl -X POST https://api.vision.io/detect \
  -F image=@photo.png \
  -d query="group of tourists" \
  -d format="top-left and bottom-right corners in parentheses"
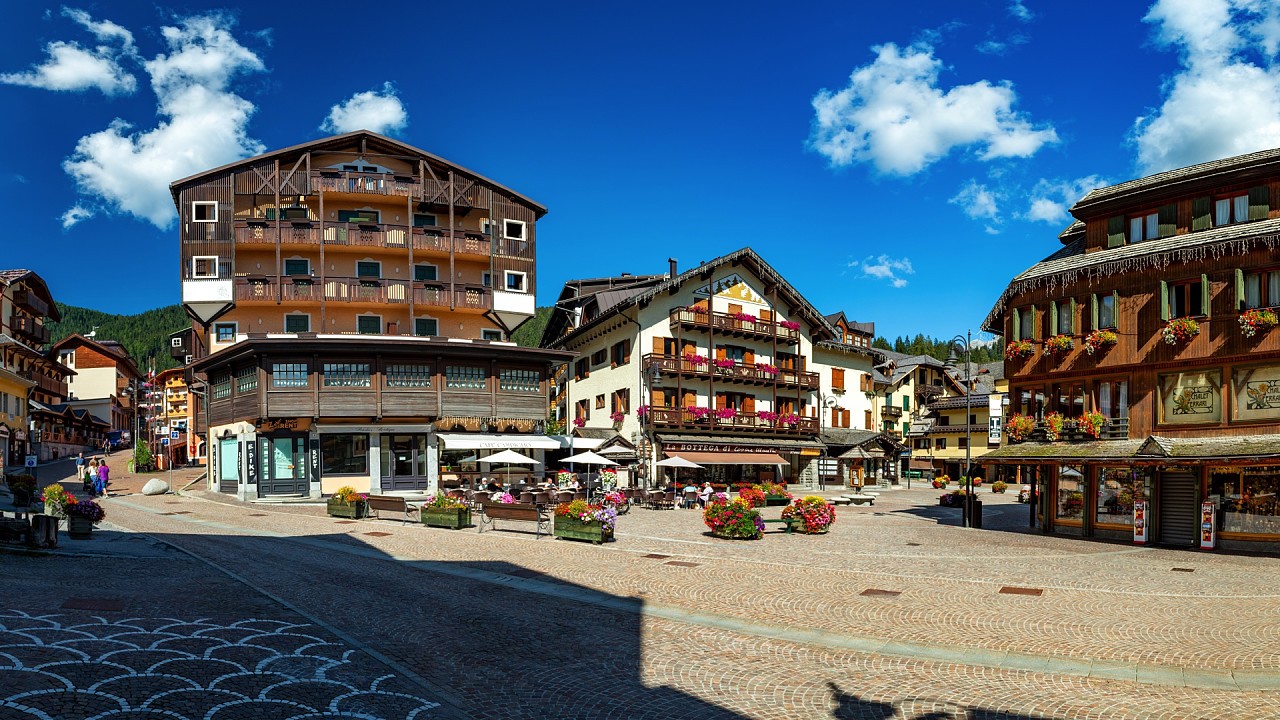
top-left (75, 453), bottom-right (110, 497)
top-left (661, 481), bottom-right (714, 509)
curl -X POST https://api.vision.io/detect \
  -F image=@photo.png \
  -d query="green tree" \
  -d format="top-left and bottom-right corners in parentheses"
top-left (47, 303), bottom-right (189, 372)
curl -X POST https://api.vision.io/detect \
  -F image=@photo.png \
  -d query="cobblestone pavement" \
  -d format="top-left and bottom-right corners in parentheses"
top-left (10, 483), bottom-right (1280, 718)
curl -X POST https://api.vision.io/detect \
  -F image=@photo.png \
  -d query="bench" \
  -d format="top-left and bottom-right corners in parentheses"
top-left (366, 495), bottom-right (421, 524)
top-left (842, 494), bottom-right (875, 506)
top-left (478, 502), bottom-right (550, 538)
top-left (761, 518), bottom-right (802, 534)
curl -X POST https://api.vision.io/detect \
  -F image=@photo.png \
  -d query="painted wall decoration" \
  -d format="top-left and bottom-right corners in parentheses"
top-left (1159, 370), bottom-right (1222, 425)
top-left (694, 273), bottom-right (767, 306)
top-left (1233, 364), bottom-right (1280, 421)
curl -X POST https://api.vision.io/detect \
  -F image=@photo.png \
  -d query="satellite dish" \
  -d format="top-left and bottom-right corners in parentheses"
top-left (824, 396), bottom-right (838, 408)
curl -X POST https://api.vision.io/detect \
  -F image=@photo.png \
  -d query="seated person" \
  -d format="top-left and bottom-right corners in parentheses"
top-left (485, 479), bottom-right (502, 492)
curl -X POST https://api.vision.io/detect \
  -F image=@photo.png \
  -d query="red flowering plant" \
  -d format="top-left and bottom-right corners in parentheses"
top-left (1084, 330), bottom-right (1118, 355)
top-left (40, 482), bottom-right (73, 513)
top-left (737, 487), bottom-right (766, 508)
top-left (1240, 308), bottom-right (1279, 338)
top-left (713, 358), bottom-right (737, 369)
top-left (781, 495), bottom-right (836, 534)
top-left (714, 407), bottom-right (739, 420)
top-left (732, 312), bottom-right (758, 322)
top-left (573, 417), bottom-right (586, 428)
top-left (1005, 340), bottom-right (1035, 360)
top-left (757, 363), bottom-right (780, 375)
top-left (1161, 317), bottom-right (1200, 345)
top-left (636, 405), bottom-right (649, 419)
top-left (683, 353), bottom-right (709, 367)
top-left (754, 482), bottom-right (791, 500)
top-left (609, 411), bottom-right (626, 423)
top-left (778, 320), bottom-right (801, 331)
top-left (554, 499), bottom-right (617, 532)
top-left (1044, 334), bottom-right (1074, 355)
top-left (1043, 411), bottom-right (1065, 441)
top-left (703, 496), bottom-right (764, 539)
top-left (778, 413), bottom-right (800, 426)
top-left (1005, 414), bottom-right (1036, 443)
top-left (1077, 410), bottom-right (1107, 438)
top-left (690, 304), bottom-right (708, 315)
top-left (686, 406), bottom-right (713, 421)
top-left (757, 410), bottom-right (779, 422)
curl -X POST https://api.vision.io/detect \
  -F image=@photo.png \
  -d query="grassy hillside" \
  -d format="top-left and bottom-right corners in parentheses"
top-left (46, 303), bottom-right (189, 372)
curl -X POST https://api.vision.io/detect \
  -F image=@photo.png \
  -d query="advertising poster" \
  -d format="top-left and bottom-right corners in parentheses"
top-left (1133, 500), bottom-right (1147, 544)
top-left (1200, 501), bottom-right (1216, 550)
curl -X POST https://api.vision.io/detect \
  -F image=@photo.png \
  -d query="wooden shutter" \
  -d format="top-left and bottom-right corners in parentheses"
top-left (715, 345), bottom-right (726, 360)
top-left (831, 407), bottom-right (839, 426)
top-left (623, 339), bottom-right (631, 363)
top-left (1201, 273), bottom-right (1211, 318)
top-left (728, 303), bottom-right (742, 315)
top-left (652, 336), bottom-right (666, 355)
top-left (1236, 268), bottom-right (1246, 312)
top-left (758, 309), bottom-right (772, 321)
top-left (1090, 294), bottom-right (1099, 331)
top-left (832, 368), bottom-right (845, 390)
top-left (682, 390), bottom-right (696, 407)
top-left (744, 395), bottom-right (755, 413)
top-left (715, 393), bottom-right (726, 409)
top-left (682, 340), bottom-right (696, 355)
top-left (1011, 309), bottom-right (1021, 342)
top-left (1112, 291), bottom-right (1120, 330)
top-left (842, 409), bottom-right (851, 428)
top-left (1192, 197), bottom-right (1211, 231)
top-left (1107, 216), bottom-right (1126, 248)
top-left (1049, 303), bottom-right (1058, 335)
top-left (1160, 281), bottom-right (1169, 321)
top-left (1157, 203), bottom-right (1177, 237)
top-left (650, 388), bottom-right (663, 406)
top-left (1249, 185), bottom-right (1270, 220)
top-left (1030, 305), bottom-right (1039, 339)
top-left (1069, 298), bottom-right (1077, 334)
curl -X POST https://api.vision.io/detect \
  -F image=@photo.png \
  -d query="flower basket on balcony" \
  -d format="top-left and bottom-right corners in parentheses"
top-left (778, 413), bottom-right (800, 427)
top-left (636, 405), bottom-right (649, 419)
top-left (1043, 411), bottom-right (1065, 441)
top-left (757, 363), bottom-right (780, 376)
top-left (683, 353), bottom-right (709, 367)
top-left (1044, 334), bottom-right (1074, 356)
top-left (609, 410), bottom-right (626, 424)
top-left (1005, 340), bottom-right (1035, 360)
top-left (1077, 411), bottom-right (1107, 439)
top-left (573, 417), bottom-right (586, 428)
top-left (1006, 414), bottom-right (1035, 443)
top-left (690, 304), bottom-right (708, 315)
top-left (1239, 308), bottom-right (1279, 338)
top-left (732, 312), bottom-right (758, 323)
top-left (687, 406), bottom-right (712, 422)
top-left (1161, 317), bottom-right (1200, 346)
top-left (779, 320), bottom-right (801, 331)
top-left (714, 407), bottom-right (739, 420)
top-left (713, 358), bottom-right (737, 372)
top-left (757, 410), bottom-right (779, 423)
top-left (1083, 329), bottom-right (1118, 355)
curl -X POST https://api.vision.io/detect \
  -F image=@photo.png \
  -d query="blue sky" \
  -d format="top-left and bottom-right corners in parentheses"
top-left (4, 0), bottom-right (1280, 341)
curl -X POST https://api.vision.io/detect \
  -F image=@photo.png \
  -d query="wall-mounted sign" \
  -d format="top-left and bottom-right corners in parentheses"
top-left (255, 417), bottom-right (312, 433)
top-left (988, 395), bottom-right (1003, 445)
top-left (1159, 370), bottom-right (1222, 425)
top-left (665, 442), bottom-right (798, 454)
top-left (1133, 500), bottom-right (1147, 545)
top-left (1233, 364), bottom-right (1280, 422)
top-left (245, 438), bottom-right (258, 485)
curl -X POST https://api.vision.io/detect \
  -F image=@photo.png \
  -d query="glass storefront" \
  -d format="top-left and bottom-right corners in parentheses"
top-left (1055, 464), bottom-right (1085, 523)
top-left (1095, 466), bottom-right (1152, 527)
top-left (1210, 466), bottom-right (1280, 535)
top-left (321, 433), bottom-right (368, 475)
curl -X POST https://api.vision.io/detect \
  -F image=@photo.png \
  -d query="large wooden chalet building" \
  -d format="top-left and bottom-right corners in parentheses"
top-left (983, 148), bottom-right (1280, 550)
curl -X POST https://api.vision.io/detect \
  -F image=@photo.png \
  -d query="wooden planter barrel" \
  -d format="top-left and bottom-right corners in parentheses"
top-left (422, 506), bottom-right (471, 529)
top-left (553, 515), bottom-right (613, 544)
top-left (67, 515), bottom-right (94, 539)
top-left (326, 499), bottom-right (369, 519)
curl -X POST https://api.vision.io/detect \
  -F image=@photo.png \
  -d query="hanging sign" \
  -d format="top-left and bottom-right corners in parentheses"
top-left (988, 396), bottom-right (1003, 445)
top-left (1133, 500), bottom-right (1147, 545)
top-left (1200, 501), bottom-right (1217, 550)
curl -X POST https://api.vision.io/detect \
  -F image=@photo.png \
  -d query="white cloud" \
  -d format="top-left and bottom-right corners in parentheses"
top-left (1024, 175), bottom-right (1109, 224)
top-left (1134, 0), bottom-right (1280, 174)
top-left (61, 14), bottom-right (267, 229)
top-left (1010, 0), bottom-right (1033, 22)
top-left (854, 255), bottom-right (914, 288)
top-left (0, 8), bottom-right (136, 95)
top-left (321, 82), bottom-right (408, 135)
top-left (809, 43), bottom-right (1057, 175)
top-left (950, 180), bottom-right (1001, 222)
top-left (61, 205), bottom-right (93, 229)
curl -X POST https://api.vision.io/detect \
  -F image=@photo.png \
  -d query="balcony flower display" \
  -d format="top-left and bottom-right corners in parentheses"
top-left (732, 312), bottom-right (758, 322)
top-left (715, 407), bottom-right (739, 419)
top-left (1005, 340), bottom-right (1035, 360)
top-left (1240, 308), bottom-right (1279, 338)
top-left (683, 353), bottom-right (709, 367)
top-left (779, 413), bottom-right (800, 426)
top-left (1083, 329), bottom-right (1118, 355)
top-left (713, 358), bottom-right (737, 369)
top-left (757, 363), bottom-right (780, 375)
top-left (690, 304), bottom-right (708, 314)
top-left (1044, 334), bottom-right (1074, 355)
top-left (1161, 317), bottom-right (1200, 345)
top-left (1077, 410), bottom-right (1107, 438)
top-left (686, 406), bottom-right (713, 420)
top-left (703, 496), bottom-right (764, 540)
top-left (1043, 411), bottom-right (1065, 441)
top-left (573, 417), bottom-right (586, 428)
top-left (782, 495), bottom-right (836, 534)
top-left (636, 405), bottom-right (649, 418)
top-left (757, 410), bottom-right (779, 422)
top-left (1006, 414), bottom-right (1036, 443)
top-left (779, 320), bottom-right (801, 331)
top-left (609, 411), bottom-right (626, 423)
top-left (738, 487), bottom-right (766, 508)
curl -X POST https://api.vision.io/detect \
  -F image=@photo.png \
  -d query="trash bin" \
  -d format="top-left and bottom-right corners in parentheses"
top-left (971, 499), bottom-right (983, 529)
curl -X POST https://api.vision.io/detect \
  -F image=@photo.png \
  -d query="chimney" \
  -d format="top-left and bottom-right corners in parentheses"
top-left (668, 258), bottom-right (678, 278)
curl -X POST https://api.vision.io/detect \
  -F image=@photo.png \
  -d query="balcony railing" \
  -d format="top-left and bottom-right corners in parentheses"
top-left (642, 354), bottom-right (818, 390)
top-left (11, 289), bottom-right (49, 317)
top-left (412, 284), bottom-right (490, 310)
top-left (36, 374), bottom-right (67, 397)
top-left (323, 278), bottom-right (410, 304)
top-left (926, 423), bottom-right (987, 435)
top-left (645, 407), bottom-right (819, 435)
top-left (1008, 416), bottom-right (1130, 443)
top-left (9, 315), bottom-right (50, 345)
top-left (312, 170), bottom-right (421, 198)
top-left (235, 220), bottom-right (321, 246)
top-left (917, 385), bottom-right (944, 400)
top-left (881, 405), bottom-right (903, 418)
top-left (411, 227), bottom-right (492, 257)
top-left (669, 307), bottom-right (801, 343)
top-left (323, 222), bottom-right (409, 249)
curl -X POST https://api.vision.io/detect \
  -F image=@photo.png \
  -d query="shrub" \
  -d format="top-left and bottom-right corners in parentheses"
top-left (703, 497), bottom-right (764, 539)
top-left (992, 481), bottom-right (1008, 493)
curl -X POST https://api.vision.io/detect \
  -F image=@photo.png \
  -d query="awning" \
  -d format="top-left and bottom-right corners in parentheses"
top-left (553, 435), bottom-right (604, 450)
top-left (437, 433), bottom-right (560, 450)
top-left (667, 451), bottom-right (788, 466)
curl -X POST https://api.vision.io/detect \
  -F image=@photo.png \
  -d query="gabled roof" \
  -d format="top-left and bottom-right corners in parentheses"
top-left (50, 334), bottom-right (143, 380)
top-left (169, 130), bottom-right (547, 216)
top-left (823, 310), bottom-right (875, 335)
top-left (0, 269), bottom-right (60, 321)
top-left (1074, 146), bottom-right (1280, 214)
top-left (541, 274), bottom-right (669, 346)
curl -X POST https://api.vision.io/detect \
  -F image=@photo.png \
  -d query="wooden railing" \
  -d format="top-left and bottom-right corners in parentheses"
top-left (9, 315), bottom-right (50, 345)
top-left (669, 307), bottom-right (801, 343)
top-left (312, 170), bottom-right (421, 198)
top-left (323, 222), bottom-right (410, 249)
top-left (641, 354), bottom-right (818, 390)
top-left (37, 374), bottom-right (67, 397)
top-left (235, 220), bottom-right (321, 246)
top-left (494, 238), bottom-right (534, 259)
top-left (1009, 416), bottom-right (1130, 443)
top-left (411, 227), bottom-right (491, 256)
top-left (645, 407), bottom-right (818, 435)
top-left (881, 405), bottom-right (903, 418)
top-left (323, 278), bottom-right (411, 304)
top-left (412, 284), bottom-right (490, 310)
top-left (11, 289), bottom-right (49, 317)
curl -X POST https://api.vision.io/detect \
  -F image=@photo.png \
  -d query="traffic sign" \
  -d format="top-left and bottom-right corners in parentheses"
top-left (24, 455), bottom-right (37, 468)
top-left (161, 438), bottom-right (170, 446)
top-left (170, 430), bottom-right (180, 440)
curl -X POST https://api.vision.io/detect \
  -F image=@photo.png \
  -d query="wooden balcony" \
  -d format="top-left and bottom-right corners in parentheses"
top-left (323, 222), bottom-right (409, 250)
top-left (36, 374), bottom-right (67, 397)
top-left (917, 385), bottom-right (944, 400)
top-left (235, 220), bottom-right (321, 247)
top-left (669, 307), bottom-right (801, 343)
top-left (881, 405), bottom-right (903, 419)
top-left (312, 170), bottom-right (421, 198)
top-left (11, 289), bottom-right (49, 317)
top-left (926, 423), bottom-right (987, 435)
top-left (494, 237), bottom-right (535, 260)
top-left (1008, 416), bottom-right (1130, 443)
top-left (411, 284), bottom-right (491, 311)
top-left (642, 354), bottom-right (818, 390)
top-left (323, 278), bottom-right (411, 305)
top-left (645, 407), bottom-right (818, 435)
top-left (9, 315), bottom-right (50, 345)
top-left (411, 227), bottom-right (492, 258)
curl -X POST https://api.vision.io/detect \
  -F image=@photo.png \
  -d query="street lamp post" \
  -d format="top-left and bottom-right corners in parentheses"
top-left (944, 331), bottom-right (975, 529)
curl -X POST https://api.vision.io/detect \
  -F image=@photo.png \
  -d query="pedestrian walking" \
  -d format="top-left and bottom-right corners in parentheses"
top-left (87, 459), bottom-right (101, 497)
top-left (96, 459), bottom-right (110, 497)
top-left (75, 452), bottom-right (85, 475)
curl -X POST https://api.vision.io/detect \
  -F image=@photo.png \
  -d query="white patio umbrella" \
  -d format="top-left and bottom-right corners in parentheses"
top-left (654, 454), bottom-right (704, 490)
top-left (479, 449), bottom-right (538, 486)
top-left (560, 451), bottom-right (617, 466)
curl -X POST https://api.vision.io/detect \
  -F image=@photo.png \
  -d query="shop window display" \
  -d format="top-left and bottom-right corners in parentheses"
top-left (1056, 465), bottom-right (1085, 522)
top-left (1095, 466), bottom-right (1151, 527)
top-left (1210, 467), bottom-right (1280, 535)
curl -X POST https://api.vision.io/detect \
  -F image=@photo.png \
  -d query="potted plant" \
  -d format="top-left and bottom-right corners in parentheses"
top-left (553, 499), bottom-right (616, 544)
top-left (64, 497), bottom-right (105, 539)
top-left (714, 407), bottom-right (738, 421)
top-left (1005, 340), bottom-right (1035, 360)
top-left (782, 496), bottom-right (836, 534)
top-left (757, 363), bottom-right (780, 376)
top-left (992, 480), bottom-right (1008, 494)
top-left (1240, 308), bottom-right (1279, 338)
top-left (598, 469), bottom-right (619, 490)
top-left (327, 486), bottom-right (369, 519)
top-left (421, 493), bottom-right (471, 529)
top-left (757, 410), bottom-right (779, 424)
top-left (1161, 317), bottom-right (1201, 345)
top-left (556, 470), bottom-right (576, 488)
top-left (40, 482), bottom-right (72, 525)
top-left (732, 311), bottom-right (758, 323)
top-left (687, 406), bottom-right (713, 423)
top-left (779, 320), bottom-right (801, 331)
top-left (737, 487), bottom-right (767, 508)
top-left (939, 488), bottom-right (967, 507)
top-left (703, 496), bottom-right (764, 540)
top-left (757, 482), bottom-right (792, 506)
top-left (1084, 329), bottom-right (1118, 355)
top-left (931, 475), bottom-right (949, 489)
top-left (573, 417), bottom-right (586, 428)
top-left (1005, 414), bottom-right (1036, 443)
top-left (683, 353), bottom-right (709, 368)
top-left (1077, 410), bottom-right (1107, 438)
top-left (1043, 411), bottom-right (1065, 441)
top-left (1044, 334), bottom-right (1074, 356)
top-left (7, 474), bottom-right (36, 507)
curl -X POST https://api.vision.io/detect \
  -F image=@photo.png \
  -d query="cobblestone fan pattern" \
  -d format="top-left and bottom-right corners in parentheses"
top-left (0, 612), bottom-right (440, 720)
top-left (94, 492), bottom-right (1280, 719)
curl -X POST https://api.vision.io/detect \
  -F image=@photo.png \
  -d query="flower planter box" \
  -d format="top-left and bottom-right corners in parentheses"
top-left (553, 515), bottom-right (613, 544)
top-left (764, 495), bottom-right (791, 507)
top-left (422, 506), bottom-right (471, 529)
top-left (67, 515), bottom-right (94, 539)
top-left (939, 495), bottom-right (964, 508)
top-left (326, 499), bottom-right (368, 519)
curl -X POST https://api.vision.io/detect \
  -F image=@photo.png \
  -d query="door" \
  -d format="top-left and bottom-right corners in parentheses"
top-left (1158, 470), bottom-right (1198, 547)
top-left (261, 435), bottom-right (308, 496)
top-left (380, 434), bottom-right (430, 491)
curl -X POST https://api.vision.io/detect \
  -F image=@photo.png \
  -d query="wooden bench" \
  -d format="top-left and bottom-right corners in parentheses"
top-left (761, 518), bottom-right (801, 534)
top-left (366, 495), bottom-right (421, 524)
top-left (842, 494), bottom-right (875, 506)
top-left (478, 502), bottom-right (550, 538)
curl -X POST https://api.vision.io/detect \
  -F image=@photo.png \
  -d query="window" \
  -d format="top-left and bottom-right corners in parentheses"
top-left (611, 389), bottom-right (631, 413)
top-left (414, 264), bottom-right (438, 282)
top-left (284, 258), bottom-right (310, 276)
top-left (357, 261), bottom-right (381, 278)
top-left (1053, 298), bottom-right (1074, 335)
top-left (1097, 380), bottom-right (1129, 420)
top-left (575, 399), bottom-right (589, 421)
top-left (503, 219), bottom-right (525, 240)
top-left (284, 314), bottom-right (310, 333)
top-left (1092, 292), bottom-right (1118, 330)
top-left (192, 256), bottom-right (219, 279)
top-left (481, 329), bottom-right (503, 341)
top-left (1162, 276), bottom-right (1207, 319)
top-left (1240, 268), bottom-right (1280, 310)
top-left (1056, 464), bottom-right (1086, 522)
top-left (1215, 192), bottom-right (1250, 226)
top-left (481, 272), bottom-right (492, 288)
top-left (504, 271), bottom-right (527, 292)
top-left (500, 369), bottom-right (540, 392)
top-left (272, 363), bottom-right (308, 388)
top-left (958, 437), bottom-right (968, 449)
top-left (590, 349), bottom-right (608, 367)
top-left (610, 340), bottom-right (631, 366)
top-left (171, 337), bottom-right (183, 348)
top-left (832, 368), bottom-right (846, 391)
top-left (445, 365), bottom-right (485, 390)
top-left (357, 315), bottom-right (381, 335)
top-left (192, 201), bottom-right (217, 222)
top-left (413, 213), bottom-right (437, 228)
top-left (902, 395), bottom-right (909, 412)
top-left (387, 364), bottom-right (432, 388)
top-left (414, 318), bottom-right (438, 337)
top-left (935, 438), bottom-right (947, 450)
top-left (1097, 467), bottom-right (1151, 527)
top-left (323, 363), bottom-right (371, 388)
top-left (212, 373), bottom-right (231, 400)
top-left (321, 434), bottom-right (368, 475)
top-left (574, 358), bottom-right (590, 380)
top-left (235, 366), bottom-right (257, 394)
top-left (214, 323), bottom-right (237, 343)
top-left (1128, 211), bottom-right (1158, 243)
top-left (595, 394), bottom-right (606, 409)
top-left (1013, 306), bottom-right (1036, 341)
top-left (339, 209), bottom-right (379, 223)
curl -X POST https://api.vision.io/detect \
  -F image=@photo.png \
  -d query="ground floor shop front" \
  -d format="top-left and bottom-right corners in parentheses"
top-left (652, 435), bottom-right (822, 488)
